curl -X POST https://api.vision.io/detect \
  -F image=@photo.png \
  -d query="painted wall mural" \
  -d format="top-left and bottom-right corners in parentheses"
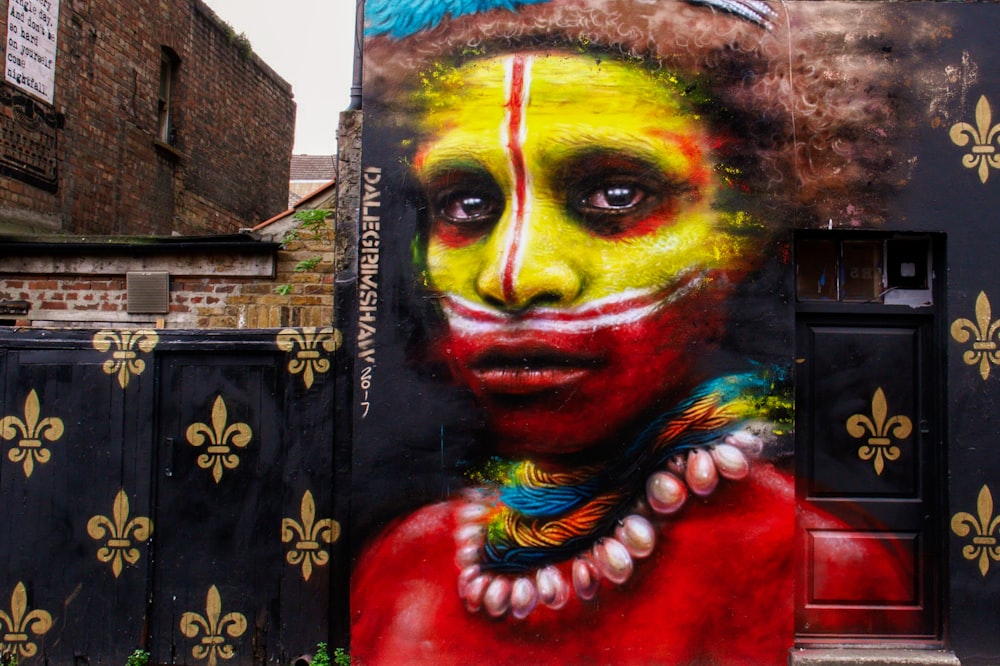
top-left (352, 0), bottom-right (960, 663)
top-left (0, 389), bottom-right (63, 478)
top-left (952, 484), bottom-right (1000, 577)
top-left (951, 291), bottom-right (1000, 381)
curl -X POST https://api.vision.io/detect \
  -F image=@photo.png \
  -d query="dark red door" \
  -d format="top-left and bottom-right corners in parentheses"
top-left (795, 313), bottom-right (942, 641)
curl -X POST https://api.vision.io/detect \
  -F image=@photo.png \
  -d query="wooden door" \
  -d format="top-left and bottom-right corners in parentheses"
top-left (795, 314), bottom-right (941, 641)
top-left (0, 345), bottom-right (153, 663)
top-left (149, 351), bottom-right (284, 665)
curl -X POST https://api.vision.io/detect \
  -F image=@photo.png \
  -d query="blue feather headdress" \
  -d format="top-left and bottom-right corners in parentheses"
top-left (365, 0), bottom-right (775, 39)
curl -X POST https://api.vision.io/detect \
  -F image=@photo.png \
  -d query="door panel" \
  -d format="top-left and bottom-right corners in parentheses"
top-left (0, 330), bottom-right (339, 664)
top-left (0, 347), bottom-right (152, 663)
top-left (150, 351), bottom-right (283, 665)
top-left (796, 316), bottom-right (939, 639)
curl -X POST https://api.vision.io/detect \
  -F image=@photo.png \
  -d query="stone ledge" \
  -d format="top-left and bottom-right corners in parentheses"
top-left (789, 648), bottom-right (960, 666)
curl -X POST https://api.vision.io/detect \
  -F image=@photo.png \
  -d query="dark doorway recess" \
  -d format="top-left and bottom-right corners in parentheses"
top-left (794, 232), bottom-right (946, 645)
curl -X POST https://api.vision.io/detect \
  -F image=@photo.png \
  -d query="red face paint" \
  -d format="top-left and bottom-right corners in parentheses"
top-left (436, 277), bottom-right (730, 456)
top-left (501, 55), bottom-right (531, 303)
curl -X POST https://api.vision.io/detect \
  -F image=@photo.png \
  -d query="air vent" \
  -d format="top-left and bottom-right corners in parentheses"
top-left (127, 271), bottom-right (170, 314)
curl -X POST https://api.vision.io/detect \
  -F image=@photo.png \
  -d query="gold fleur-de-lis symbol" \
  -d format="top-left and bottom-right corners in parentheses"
top-left (0, 581), bottom-right (53, 660)
top-left (179, 585), bottom-right (247, 666)
top-left (951, 291), bottom-right (1000, 380)
top-left (950, 95), bottom-right (1000, 183)
top-left (951, 484), bottom-right (1000, 576)
top-left (282, 490), bottom-right (341, 581)
top-left (86, 489), bottom-right (154, 578)
top-left (276, 327), bottom-right (341, 389)
top-left (93, 329), bottom-right (159, 389)
top-left (845, 387), bottom-right (912, 476)
top-left (0, 390), bottom-right (64, 478)
top-left (185, 396), bottom-right (252, 484)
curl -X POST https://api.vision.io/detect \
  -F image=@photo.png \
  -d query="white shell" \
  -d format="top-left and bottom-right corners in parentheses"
top-left (615, 514), bottom-right (656, 559)
top-left (535, 565), bottom-right (571, 610)
top-left (454, 522), bottom-right (486, 547)
top-left (455, 501), bottom-right (491, 523)
top-left (510, 577), bottom-right (539, 620)
top-left (685, 448), bottom-right (719, 496)
top-left (711, 443), bottom-right (750, 480)
top-left (572, 557), bottom-right (600, 601)
top-left (646, 471), bottom-right (688, 514)
top-left (455, 543), bottom-right (482, 568)
top-left (483, 576), bottom-right (512, 618)
top-left (457, 565), bottom-right (481, 595)
top-left (461, 573), bottom-right (492, 612)
top-left (725, 429), bottom-right (763, 454)
top-left (591, 538), bottom-right (634, 585)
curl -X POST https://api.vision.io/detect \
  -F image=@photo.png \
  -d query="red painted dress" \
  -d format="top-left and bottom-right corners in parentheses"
top-left (351, 464), bottom-right (910, 665)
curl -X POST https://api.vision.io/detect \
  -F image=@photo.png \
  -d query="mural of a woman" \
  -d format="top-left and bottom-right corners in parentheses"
top-left (353, 1), bottom-right (933, 663)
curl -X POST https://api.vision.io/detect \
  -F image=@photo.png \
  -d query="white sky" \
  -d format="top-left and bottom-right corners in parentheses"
top-left (204, 0), bottom-right (358, 155)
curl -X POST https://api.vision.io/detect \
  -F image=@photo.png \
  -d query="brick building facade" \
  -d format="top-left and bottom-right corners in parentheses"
top-left (0, 181), bottom-right (336, 329)
top-left (0, 0), bottom-right (295, 236)
top-left (0, 110), bottom-right (357, 329)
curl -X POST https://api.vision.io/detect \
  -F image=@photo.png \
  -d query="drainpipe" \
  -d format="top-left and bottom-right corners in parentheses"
top-left (348, 0), bottom-right (364, 110)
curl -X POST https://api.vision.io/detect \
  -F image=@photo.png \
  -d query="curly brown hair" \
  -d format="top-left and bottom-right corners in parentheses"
top-left (364, 0), bottom-right (949, 229)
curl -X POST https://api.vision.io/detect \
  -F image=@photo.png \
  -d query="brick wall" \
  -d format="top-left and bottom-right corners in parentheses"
top-left (0, 108), bottom-right (358, 332)
top-left (0, 0), bottom-right (295, 235)
top-left (211, 232), bottom-right (335, 329)
top-left (0, 236), bottom-right (332, 329)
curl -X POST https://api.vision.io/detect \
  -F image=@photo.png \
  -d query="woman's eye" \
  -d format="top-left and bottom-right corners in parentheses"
top-left (581, 183), bottom-right (647, 210)
top-left (440, 192), bottom-right (500, 223)
top-left (568, 173), bottom-right (678, 236)
top-left (560, 154), bottom-right (697, 236)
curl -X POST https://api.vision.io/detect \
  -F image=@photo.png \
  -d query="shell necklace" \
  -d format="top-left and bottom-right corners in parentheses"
top-left (453, 430), bottom-right (759, 620)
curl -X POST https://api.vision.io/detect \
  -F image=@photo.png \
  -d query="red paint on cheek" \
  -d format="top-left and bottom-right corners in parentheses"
top-left (413, 149), bottom-right (428, 172)
top-left (600, 199), bottom-right (683, 240)
top-left (435, 285), bottom-right (730, 455)
top-left (429, 221), bottom-right (483, 249)
top-left (649, 130), bottom-right (711, 189)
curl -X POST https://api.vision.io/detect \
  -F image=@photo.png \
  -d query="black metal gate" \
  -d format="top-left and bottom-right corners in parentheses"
top-left (0, 327), bottom-right (343, 665)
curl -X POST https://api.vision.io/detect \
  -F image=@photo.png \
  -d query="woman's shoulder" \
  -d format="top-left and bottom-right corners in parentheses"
top-left (352, 499), bottom-right (461, 589)
top-left (351, 498), bottom-right (490, 664)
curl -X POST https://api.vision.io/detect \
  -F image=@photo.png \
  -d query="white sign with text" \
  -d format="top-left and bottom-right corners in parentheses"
top-left (5, 0), bottom-right (60, 104)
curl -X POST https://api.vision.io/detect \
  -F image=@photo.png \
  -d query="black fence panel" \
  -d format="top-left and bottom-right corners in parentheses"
top-left (0, 328), bottom-right (340, 666)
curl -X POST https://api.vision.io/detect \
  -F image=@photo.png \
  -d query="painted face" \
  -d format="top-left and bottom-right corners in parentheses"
top-left (415, 53), bottom-right (756, 456)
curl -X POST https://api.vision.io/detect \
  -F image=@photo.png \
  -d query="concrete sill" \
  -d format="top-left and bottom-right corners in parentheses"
top-left (789, 648), bottom-right (961, 666)
top-left (153, 139), bottom-right (183, 161)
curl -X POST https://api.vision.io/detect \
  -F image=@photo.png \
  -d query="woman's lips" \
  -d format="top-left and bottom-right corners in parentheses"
top-left (466, 347), bottom-right (603, 395)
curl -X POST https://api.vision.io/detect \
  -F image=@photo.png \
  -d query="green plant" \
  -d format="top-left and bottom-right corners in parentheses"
top-left (0, 648), bottom-right (18, 666)
top-left (233, 32), bottom-right (253, 58)
top-left (274, 209), bottom-right (332, 295)
top-left (294, 208), bottom-right (332, 232)
top-left (282, 209), bottom-right (332, 244)
top-left (308, 642), bottom-right (349, 666)
top-left (295, 257), bottom-right (322, 272)
top-left (218, 20), bottom-right (254, 59)
top-left (125, 649), bottom-right (149, 666)
top-left (311, 642), bottom-right (330, 666)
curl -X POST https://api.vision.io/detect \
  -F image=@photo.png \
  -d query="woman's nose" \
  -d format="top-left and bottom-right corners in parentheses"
top-left (475, 207), bottom-right (583, 311)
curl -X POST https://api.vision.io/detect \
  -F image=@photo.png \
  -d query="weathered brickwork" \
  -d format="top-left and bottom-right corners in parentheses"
top-left (0, 0), bottom-right (295, 235)
top-left (0, 235), bottom-right (333, 329)
top-left (0, 108), bottom-right (356, 330)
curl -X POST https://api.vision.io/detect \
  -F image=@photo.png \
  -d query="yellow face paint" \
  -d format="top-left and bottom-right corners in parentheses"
top-left (415, 52), bottom-right (750, 311)
top-left (412, 52), bottom-right (760, 453)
